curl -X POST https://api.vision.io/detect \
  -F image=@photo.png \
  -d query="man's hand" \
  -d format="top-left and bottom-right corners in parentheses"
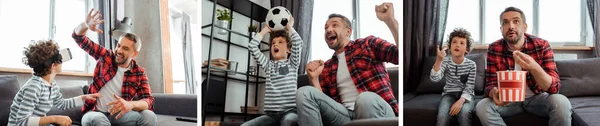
top-left (513, 51), bottom-right (540, 70)
top-left (107, 94), bottom-right (134, 119)
top-left (81, 93), bottom-right (102, 102)
top-left (449, 98), bottom-right (465, 116)
top-left (50, 115), bottom-right (72, 126)
top-left (375, 2), bottom-right (399, 45)
top-left (375, 2), bottom-right (395, 23)
top-left (306, 60), bottom-right (324, 79)
top-left (491, 87), bottom-right (508, 106)
top-left (85, 8), bottom-right (104, 34)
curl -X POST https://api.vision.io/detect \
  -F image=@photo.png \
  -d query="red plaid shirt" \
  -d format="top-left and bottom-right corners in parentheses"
top-left (485, 33), bottom-right (561, 98)
top-left (319, 35), bottom-right (399, 115)
top-left (72, 32), bottom-right (154, 113)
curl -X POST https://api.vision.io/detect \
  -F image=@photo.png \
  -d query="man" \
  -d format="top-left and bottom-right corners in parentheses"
top-left (475, 7), bottom-right (572, 126)
top-left (297, 2), bottom-right (398, 126)
top-left (73, 9), bottom-right (157, 126)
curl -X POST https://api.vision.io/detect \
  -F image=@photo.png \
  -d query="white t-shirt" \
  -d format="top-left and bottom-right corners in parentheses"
top-left (95, 66), bottom-right (128, 112)
top-left (336, 52), bottom-right (360, 110)
top-left (515, 64), bottom-right (535, 98)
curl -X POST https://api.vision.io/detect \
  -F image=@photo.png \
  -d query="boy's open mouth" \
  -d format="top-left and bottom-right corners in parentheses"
top-left (274, 47), bottom-right (280, 53)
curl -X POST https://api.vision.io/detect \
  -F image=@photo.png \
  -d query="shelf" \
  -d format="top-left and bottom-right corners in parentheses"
top-left (208, 0), bottom-right (269, 22)
top-left (201, 33), bottom-right (270, 52)
top-left (201, 66), bottom-right (266, 84)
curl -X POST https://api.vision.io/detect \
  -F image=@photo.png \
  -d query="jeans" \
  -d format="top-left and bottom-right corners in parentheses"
top-left (475, 93), bottom-right (572, 126)
top-left (241, 109), bottom-right (298, 126)
top-left (437, 92), bottom-right (474, 126)
top-left (81, 110), bottom-right (157, 126)
top-left (295, 86), bottom-right (395, 126)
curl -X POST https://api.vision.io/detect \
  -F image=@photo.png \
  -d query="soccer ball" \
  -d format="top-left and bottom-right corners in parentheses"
top-left (265, 6), bottom-right (292, 31)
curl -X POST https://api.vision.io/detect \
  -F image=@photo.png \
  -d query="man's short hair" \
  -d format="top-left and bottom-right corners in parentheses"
top-left (119, 32), bottom-right (142, 51)
top-left (22, 40), bottom-right (60, 76)
top-left (328, 13), bottom-right (352, 29)
top-left (500, 7), bottom-right (526, 24)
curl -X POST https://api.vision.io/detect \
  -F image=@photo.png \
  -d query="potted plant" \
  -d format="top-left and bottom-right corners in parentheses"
top-left (216, 9), bottom-right (233, 35)
top-left (248, 24), bottom-right (258, 37)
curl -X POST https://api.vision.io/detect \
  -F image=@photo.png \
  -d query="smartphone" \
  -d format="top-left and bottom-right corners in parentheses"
top-left (59, 48), bottom-right (72, 63)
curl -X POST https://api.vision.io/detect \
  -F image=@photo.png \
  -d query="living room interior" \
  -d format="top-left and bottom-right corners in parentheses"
top-left (0, 0), bottom-right (199, 125)
top-left (404, 0), bottom-right (600, 126)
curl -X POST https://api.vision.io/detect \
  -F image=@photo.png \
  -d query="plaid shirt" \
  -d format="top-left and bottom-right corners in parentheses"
top-left (319, 35), bottom-right (399, 115)
top-left (72, 32), bottom-right (154, 113)
top-left (485, 33), bottom-right (561, 98)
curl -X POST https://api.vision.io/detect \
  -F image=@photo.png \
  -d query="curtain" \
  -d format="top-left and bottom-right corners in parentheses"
top-left (587, 0), bottom-right (600, 57)
top-left (271, 0), bottom-right (314, 74)
top-left (403, 0), bottom-right (449, 93)
top-left (171, 8), bottom-right (197, 94)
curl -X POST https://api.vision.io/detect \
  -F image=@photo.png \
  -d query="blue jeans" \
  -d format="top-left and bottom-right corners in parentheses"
top-left (295, 86), bottom-right (395, 126)
top-left (241, 109), bottom-right (298, 126)
top-left (81, 110), bottom-right (157, 126)
top-left (475, 93), bottom-right (572, 126)
top-left (437, 92), bottom-right (474, 126)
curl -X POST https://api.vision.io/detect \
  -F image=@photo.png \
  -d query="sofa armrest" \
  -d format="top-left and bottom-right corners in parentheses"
top-left (153, 93), bottom-right (197, 118)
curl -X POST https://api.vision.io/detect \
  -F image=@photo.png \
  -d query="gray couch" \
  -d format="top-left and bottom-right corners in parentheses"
top-left (404, 54), bottom-right (598, 126)
top-left (296, 67), bottom-right (399, 126)
top-left (0, 75), bottom-right (197, 126)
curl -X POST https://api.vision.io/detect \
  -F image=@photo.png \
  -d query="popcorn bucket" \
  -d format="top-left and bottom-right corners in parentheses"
top-left (497, 70), bottom-right (527, 102)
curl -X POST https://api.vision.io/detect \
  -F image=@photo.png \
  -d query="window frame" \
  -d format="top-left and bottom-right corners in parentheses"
top-left (0, 0), bottom-right (94, 75)
top-left (456, 0), bottom-right (591, 46)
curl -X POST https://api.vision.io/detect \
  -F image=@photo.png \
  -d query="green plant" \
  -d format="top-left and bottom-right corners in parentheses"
top-left (216, 9), bottom-right (233, 22)
top-left (248, 24), bottom-right (258, 33)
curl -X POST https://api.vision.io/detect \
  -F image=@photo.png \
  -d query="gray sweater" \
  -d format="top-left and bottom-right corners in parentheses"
top-left (8, 76), bottom-right (83, 126)
top-left (248, 28), bottom-right (303, 112)
top-left (430, 57), bottom-right (476, 101)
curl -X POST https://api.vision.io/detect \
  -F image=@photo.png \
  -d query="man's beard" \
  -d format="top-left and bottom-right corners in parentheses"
top-left (504, 31), bottom-right (523, 44)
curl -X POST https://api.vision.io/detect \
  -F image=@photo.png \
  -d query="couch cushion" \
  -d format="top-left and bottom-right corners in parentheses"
top-left (556, 58), bottom-right (600, 97)
top-left (416, 54), bottom-right (486, 95)
top-left (569, 97), bottom-right (600, 125)
top-left (154, 93), bottom-right (197, 118)
top-left (0, 75), bottom-right (19, 126)
top-left (47, 85), bottom-right (86, 124)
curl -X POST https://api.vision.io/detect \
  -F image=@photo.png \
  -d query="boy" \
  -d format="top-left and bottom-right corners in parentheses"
top-left (242, 16), bottom-right (302, 126)
top-left (431, 28), bottom-right (476, 126)
top-left (8, 40), bottom-right (101, 126)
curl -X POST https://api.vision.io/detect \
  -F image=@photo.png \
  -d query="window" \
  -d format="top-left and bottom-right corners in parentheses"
top-left (444, 0), bottom-right (591, 46)
top-left (443, 0), bottom-right (480, 44)
top-left (0, 0), bottom-right (92, 73)
top-left (0, 0), bottom-right (50, 69)
top-left (310, 0), bottom-right (400, 68)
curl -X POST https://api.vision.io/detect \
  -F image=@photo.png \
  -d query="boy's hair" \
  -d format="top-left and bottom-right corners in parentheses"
top-left (22, 40), bottom-right (60, 76)
top-left (447, 28), bottom-right (473, 54)
top-left (269, 30), bottom-right (292, 59)
top-left (500, 7), bottom-right (526, 24)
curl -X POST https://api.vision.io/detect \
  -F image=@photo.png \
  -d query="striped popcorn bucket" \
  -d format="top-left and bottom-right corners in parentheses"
top-left (497, 70), bottom-right (527, 102)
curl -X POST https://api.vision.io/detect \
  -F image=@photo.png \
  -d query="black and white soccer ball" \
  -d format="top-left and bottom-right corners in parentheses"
top-left (265, 6), bottom-right (292, 31)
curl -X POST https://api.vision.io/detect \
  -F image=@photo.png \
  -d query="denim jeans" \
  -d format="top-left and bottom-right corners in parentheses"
top-left (81, 110), bottom-right (157, 126)
top-left (241, 109), bottom-right (298, 126)
top-left (475, 93), bottom-right (572, 126)
top-left (437, 92), bottom-right (474, 126)
top-left (295, 86), bottom-right (395, 126)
